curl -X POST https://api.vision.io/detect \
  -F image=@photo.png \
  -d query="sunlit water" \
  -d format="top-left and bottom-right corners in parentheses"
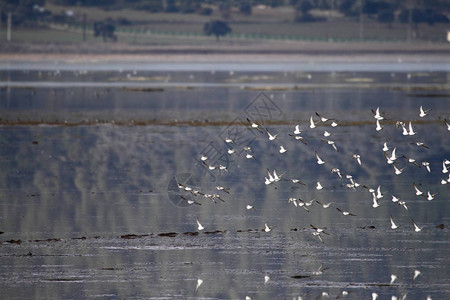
top-left (0, 62), bottom-right (449, 299)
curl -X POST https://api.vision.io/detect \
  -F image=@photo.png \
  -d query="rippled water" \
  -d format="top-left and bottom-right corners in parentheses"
top-left (0, 62), bottom-right (449, 299)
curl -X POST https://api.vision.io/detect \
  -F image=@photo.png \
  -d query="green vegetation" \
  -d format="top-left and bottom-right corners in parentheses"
top-left (1, 0), bottom-right (449, 45)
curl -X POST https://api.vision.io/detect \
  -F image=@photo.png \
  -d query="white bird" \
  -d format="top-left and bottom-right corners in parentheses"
top-left (376, 119), bottom-right (383, 131)
top-left (372, 292), bottom-right (379, 300)
top-left (267, 170), bottom-right (275, 183)
top-left (291, 178), bottom-right (305, 185)
top-left (323, 139), bottom-right (338, 152)
top-left (390, 274), bottom-right (397, 284)
top-left (442, 161), bottom-right (449, 173)
top-left (336, 207), bottom-right (356, 216)
top-left (312, 231), bottom-right (323, 243)
top-left (389, 147), bottom-right (398, 162)
top-left (372, 193), bottom-right (380, 208)
top-left (392, 195), bottom-right (400, 203)
top-left (273, 169), bottom-right (282, 182)
top-left (290, 134), bottom-right (307, 145)
top-left (393, 164), bottom-right (405, 175)
top-left (264, 177), bottom-right (271, 185)
top-left (412, 219), bottom-right (422, 232)
top-left (352, 154), bottom-right (362, 165)
top-left (309, 115), bottom-right (317, 128)
top-left (412, 269), bottom-right (421, 281)
top-left (200, 155), bottom-right (208, 161)
top-left (398, 200), bottom-right (408, 210)
top-left (225, 137), bottom-right (235, 144)
top-left (316, 200), bottom-right (333, 208)
top-left (390, 215), bottom-right (398, 229)
top-left (422, 161), bottom-right (431, 173)
top-left (312, 263), bottom-right (325, 275)
top-left (419, 106), bottom-right (431, 117)
top-left (408, 121), bottom-right (417, 135)
top-left (227, 149), bottom-right (235, 154)
top-left (382, 142), bottom-right (389, 152)
top-left (376, 185), bottom-right (383, 199)
top-left (279, 145), bottom-right (287, 153)
top-left (196, 278), bottom-right (203, 291)
top-left (246, 153), bottom-right (254, 159)
top-left (445, 119), bottom-right (450, 131)
top-left (264, 275), bottom-right (270, 284)
top-left (247, 118), bottom-right (263, 132)
top-left (331, 121), bottom-right (338, 127)
top-left (426, 191), bottom-right (438, 201)
top-left (315, 112), bottom-right (331, 122)
top-left (196, 217), bottom-right (205, 231)
top-left (372, 107), bottom-right (384, 120)
top-left (246, 204), bottom-right (256, 210)
top-left (323, 130), bottom-right (331, 137)
top-left (294, 125), bottom-right (301, 134)
top-left (316, 182), bottom-right (324, 190)
top-left (315, 151), bottom-right (325, 165)
top-left (267, 129), bottom-right (278, 141)
top-left (402, 124), bottom-right (409, 136)
top-left (413, 183), bottom-right (423, 195)
top-left (414, 141), bottom-right (429, 149)
top-left (264, 223), bottom-right (272, 232)
top-left (331, 168), bottom-right (342, 178)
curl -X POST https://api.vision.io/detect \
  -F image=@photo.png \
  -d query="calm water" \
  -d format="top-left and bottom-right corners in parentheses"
top-left (0, 62), bottom-right (449, 299)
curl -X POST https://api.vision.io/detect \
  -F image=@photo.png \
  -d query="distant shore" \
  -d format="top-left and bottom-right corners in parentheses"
top-left (1, 41), bottom-right (449, 63)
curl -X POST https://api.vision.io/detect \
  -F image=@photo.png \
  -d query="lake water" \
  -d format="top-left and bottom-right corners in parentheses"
top-left (0, 61), bottom-right (449, 299)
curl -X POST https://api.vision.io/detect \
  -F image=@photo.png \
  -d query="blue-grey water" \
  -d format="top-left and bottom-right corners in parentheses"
top-left (0, 61), bottom-right (449, 299)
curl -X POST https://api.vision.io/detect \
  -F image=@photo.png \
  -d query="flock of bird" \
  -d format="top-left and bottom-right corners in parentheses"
top-left (177, 105), bottom-right (448, 240)
top-left (175, 104), bottom-right (448, 298)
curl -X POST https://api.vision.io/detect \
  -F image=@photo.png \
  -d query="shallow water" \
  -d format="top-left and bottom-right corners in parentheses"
top-left (0, 62), bottom-right (449, 299)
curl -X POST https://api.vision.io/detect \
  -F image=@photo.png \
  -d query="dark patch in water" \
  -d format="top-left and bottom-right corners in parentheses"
top-left (33, 238), bottom-right (61, 243)
top-left (290, 275), bottom-right (311, 279)
top-left (120, 234), bottom-right (149, 239)
top-left (3, 239), bottom-right (22, 244)
top-left (158, 232), bottom-right (178, 237)
top-left (183, 232), bottom-right (198, 236)
top-left (203, 230), bottom-right (227, 235)
top-left (406, 93), bottom-right (450, 98)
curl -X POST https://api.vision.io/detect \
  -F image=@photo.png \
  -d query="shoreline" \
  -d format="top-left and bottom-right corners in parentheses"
top-left (1, 41), bottom-right (449, 63)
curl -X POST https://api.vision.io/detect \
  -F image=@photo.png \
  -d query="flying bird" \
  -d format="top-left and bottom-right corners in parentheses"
top-left (196, 217), bottom-right (205, 231)
top-left (279, 145), bottom-right (287, 153)
top-left (309, 115), bottom-right (318, 128)
top-left (413, 183), bottom-right (423, 195)
top-left (315, 151), bottom-right (325, 165)
top-left (412, 219), bottom-right (422, 232)
top-left (408, 121), bottom-right (417, 135)
top-left (336, 207), bottom-right (356, 216)
top-left (376, 119), bottom-right (383, 131)
top-left (390, 215), bottom-right (398, 229)
top-left (419, 106), bottom-right (431, 117)
top-left (352, 154), bottom-right (362, 165)
top-left (266, 129), bottom-right (279, 141)
top-left (372, 107), bottom-right (384, 120)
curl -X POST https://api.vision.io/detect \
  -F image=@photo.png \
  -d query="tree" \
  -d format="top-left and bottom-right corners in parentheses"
top-left (377, 10), bottom-right (394, 28)
top-left (203, 20), bottom-right (231, 41)
top-left (93, 20), bottom-right (117, 42)
top-left (240, 1), bottom-right (252, 16)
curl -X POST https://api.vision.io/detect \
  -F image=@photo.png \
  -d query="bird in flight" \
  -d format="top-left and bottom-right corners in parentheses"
top-left (315, 151), bottom-right (325, 165)
top-left (419, 106), bottom-right (431, 118)
top-left (196, 217), bottom-right (205, 231)
top-left (336, 207), bottom-right (356, 216)
top-left (390, 215), bottom-right (398, 229)
top-left (412, 219), bottom-right (422, 232)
